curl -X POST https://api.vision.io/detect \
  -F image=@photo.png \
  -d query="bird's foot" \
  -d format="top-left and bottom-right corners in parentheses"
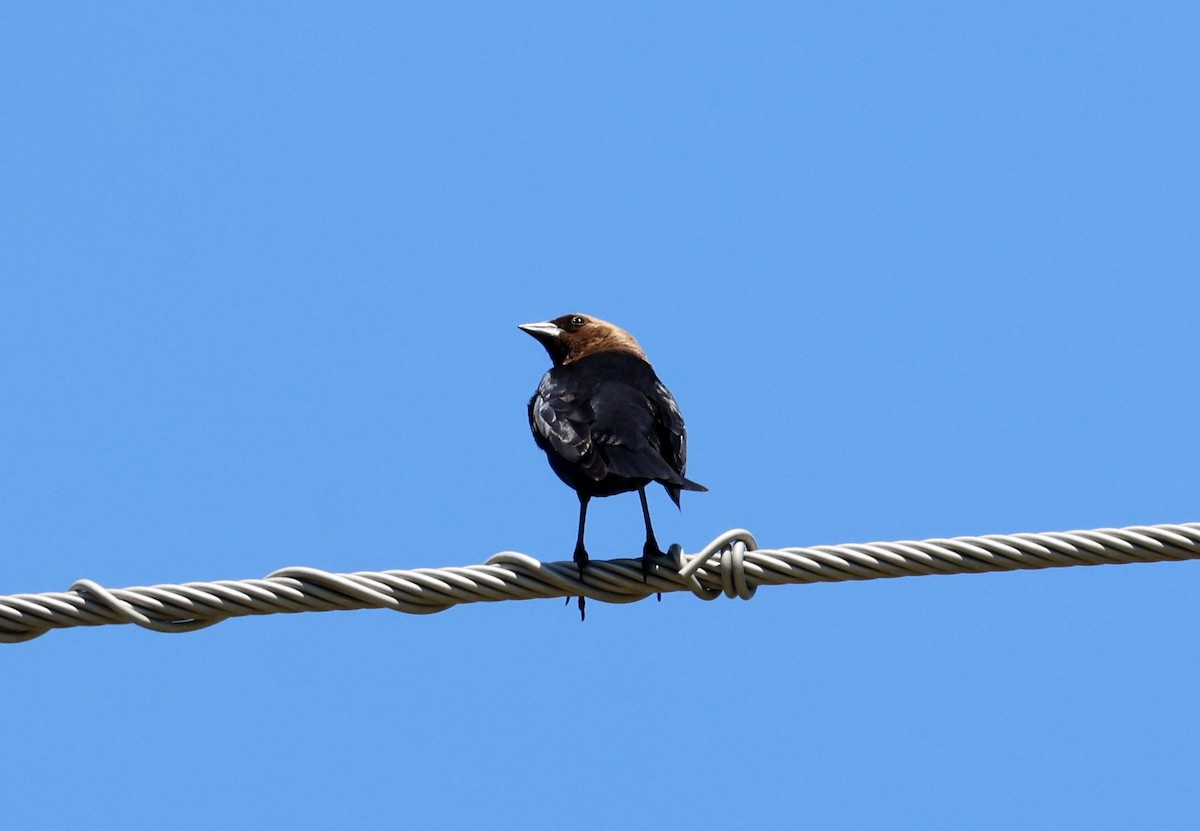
top-left (642, 540), bottom-right (666, 602)
top-left (641, 541), bottom-right (666, 580)
top-left (572, 546), bottom-right (589, 620)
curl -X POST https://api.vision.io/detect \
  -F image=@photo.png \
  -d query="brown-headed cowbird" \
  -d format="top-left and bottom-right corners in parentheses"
top-left (520, 313), bottom-right (707, 593)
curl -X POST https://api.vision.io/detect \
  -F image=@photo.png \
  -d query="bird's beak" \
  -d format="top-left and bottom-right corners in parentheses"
top-left (518, 321), bottom-right (563, 342)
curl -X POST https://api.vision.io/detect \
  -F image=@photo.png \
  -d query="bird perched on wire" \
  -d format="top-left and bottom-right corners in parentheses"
top-left (519, 313), bottom-right (706, 615)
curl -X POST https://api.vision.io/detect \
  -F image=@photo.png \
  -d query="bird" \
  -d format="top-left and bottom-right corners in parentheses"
top-left (519, 313), bottom-right (706, 614)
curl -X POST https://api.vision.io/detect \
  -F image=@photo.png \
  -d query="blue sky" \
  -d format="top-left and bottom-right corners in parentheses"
top-left (3, 2), bottom-right (1199, 828)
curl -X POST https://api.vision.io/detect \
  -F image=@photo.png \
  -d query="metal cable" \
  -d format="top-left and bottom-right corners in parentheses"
top-left (3, 521), bottom-right (1198, 643)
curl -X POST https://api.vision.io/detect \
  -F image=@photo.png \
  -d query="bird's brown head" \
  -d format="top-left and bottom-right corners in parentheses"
top-left (518, 313), bottom-right (648, 367)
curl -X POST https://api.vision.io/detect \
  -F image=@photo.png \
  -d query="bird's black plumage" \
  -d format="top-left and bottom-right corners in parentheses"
top-left (529, 351), bottom-right (700, 502)
top-left (520, 314), bottom-right (706, 610)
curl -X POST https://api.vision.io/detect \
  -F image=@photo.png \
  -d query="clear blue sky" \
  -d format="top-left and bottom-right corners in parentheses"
top-left (3, 3), bottom-right (1198, 828)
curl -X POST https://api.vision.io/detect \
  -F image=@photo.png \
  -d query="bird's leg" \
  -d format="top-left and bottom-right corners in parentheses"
top-left (574, 494), bottom-right (590, 578)
top-left (572, 495), bottom-right (590, 620)
top-left (638, 487), bottom-right (665, 600)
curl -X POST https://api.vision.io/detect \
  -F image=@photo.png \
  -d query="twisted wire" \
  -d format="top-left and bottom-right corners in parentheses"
top-left (3, 521), bottom-right (1198, 643)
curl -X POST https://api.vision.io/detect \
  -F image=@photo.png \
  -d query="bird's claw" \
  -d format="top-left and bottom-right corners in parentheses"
top-left (642, 541), bottom-right (667, 602)
top-left (572, 548), bottom-right (588, 620)
top-left (641, 542), bottom-right (666, 580)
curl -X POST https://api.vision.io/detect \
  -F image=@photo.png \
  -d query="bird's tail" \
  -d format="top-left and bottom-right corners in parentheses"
top-left (666, 477), bottom-right (707, 508)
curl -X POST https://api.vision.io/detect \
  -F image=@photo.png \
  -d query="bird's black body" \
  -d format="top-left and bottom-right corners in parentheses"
top-left (528, 351), bottom-right (701, 504)
top-left (519, 314), bottom-right (706, 615)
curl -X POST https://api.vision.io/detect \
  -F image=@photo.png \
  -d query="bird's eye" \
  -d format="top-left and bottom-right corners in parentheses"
top-left (570, 316), bottom-right (586, 327)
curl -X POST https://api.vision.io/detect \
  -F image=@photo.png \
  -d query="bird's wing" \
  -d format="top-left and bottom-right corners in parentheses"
top-left (528, 373), bottom-right (607, 480)
top-left (589, 379), bottom-right (687, 484)
top-left (650, 380), bottom-right (688, 476)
